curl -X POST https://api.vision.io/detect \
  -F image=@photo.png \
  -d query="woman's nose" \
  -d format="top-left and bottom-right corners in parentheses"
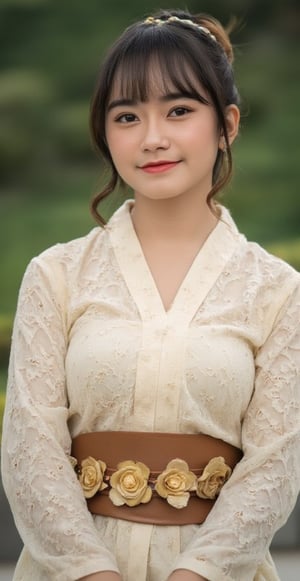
top-left (141, 120), bottom-right (170, 152)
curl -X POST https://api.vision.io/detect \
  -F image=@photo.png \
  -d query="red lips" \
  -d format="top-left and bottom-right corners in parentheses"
top-left (140, 161), bottom-right (180, 174)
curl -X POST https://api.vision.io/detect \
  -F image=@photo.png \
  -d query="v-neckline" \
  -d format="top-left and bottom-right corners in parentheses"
top-left (107, 200), bottom-right (241, 324)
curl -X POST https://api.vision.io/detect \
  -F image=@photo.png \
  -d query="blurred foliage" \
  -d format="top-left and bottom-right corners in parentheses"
top-left (1, 0), bottom-right (299, 535)
top-left (266, 238), bottom-right (300, 271)
top-left (0, 0), bottom-right (299, 316)
top-left (0, 391), bottom-right (5, 442)
top-left (0, 0), bottom-right (300, 449)
top-left (0, 315), bottom-right (12, 368)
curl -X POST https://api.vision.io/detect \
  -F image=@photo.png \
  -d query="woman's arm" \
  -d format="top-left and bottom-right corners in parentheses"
top-left (78, 570), bottom-right (208, 580)
top-left (1, 255), bottom-right (120, 580)
top-left (78, 573), bottom-right (122, 581)
top-left (168, 279), bottom-right (300, 580)
top-left (168, 571), bottom-right (207, 580)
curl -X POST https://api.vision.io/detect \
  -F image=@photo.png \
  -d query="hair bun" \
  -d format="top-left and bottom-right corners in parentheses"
top-left (196, 14), bottom-right (234, 64)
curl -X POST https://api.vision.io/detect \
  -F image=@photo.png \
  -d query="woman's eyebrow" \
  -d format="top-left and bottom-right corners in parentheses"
top-left (161, 91), bottom-right (209, 104)
top-left (160, 91), bottom-right (197, 101)
top-left (107, 91), bottom-right (208, 112)
top-left (107, 98), bottom-right (137, 112)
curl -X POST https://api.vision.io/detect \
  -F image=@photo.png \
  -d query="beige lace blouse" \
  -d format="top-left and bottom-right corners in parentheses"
top-left (2, 201), bottom-right (300, 581)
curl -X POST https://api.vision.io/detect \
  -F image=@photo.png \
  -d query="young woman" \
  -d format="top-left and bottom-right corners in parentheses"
top-left (2, 9), bottom-right (300, 581)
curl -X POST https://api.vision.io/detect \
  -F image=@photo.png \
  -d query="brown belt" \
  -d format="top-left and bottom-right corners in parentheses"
top-left (71, 431), bottom-right (242, 525)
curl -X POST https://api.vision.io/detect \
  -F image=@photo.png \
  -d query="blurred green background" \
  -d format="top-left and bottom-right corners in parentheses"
top-left (0, 0), bottom-right (300, 411)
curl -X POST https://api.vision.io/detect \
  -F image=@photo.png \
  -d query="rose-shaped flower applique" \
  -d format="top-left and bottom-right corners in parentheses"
top-left (79, 456), bottom-right (108, 499)
top-left (109, 460), bottom-right (152, 507)
top-left (155, 459), bottom-right (196, 509)
top-left (196, 456), bottom-right (232, 500)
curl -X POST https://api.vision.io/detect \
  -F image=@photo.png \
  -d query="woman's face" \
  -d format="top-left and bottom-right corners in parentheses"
top-left (105, 68), bottom-right (235, 204)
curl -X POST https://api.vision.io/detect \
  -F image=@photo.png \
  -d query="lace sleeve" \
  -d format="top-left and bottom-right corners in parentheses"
top-left (1, 255), bottom-right (119, 580)
top-left (172, 279), bottom-right (300, 581)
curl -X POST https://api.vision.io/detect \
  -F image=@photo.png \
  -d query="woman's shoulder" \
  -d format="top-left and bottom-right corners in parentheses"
top-left (241, 239), bottom-right (299, 286)
top-left (234, 238), bottom-right (300, 323)
top-left (230, 236), bottom-right (300, 335)
top-left (39, 226), bottom-right (104, 260)
top-left (34, 226), bottom-right (106, 265)
top-left (221, 206), bottom-right (299, 291)
top-left (29, 200), bottom-right (131, 270)
top-left (22, 226), bottom-right (107, 288)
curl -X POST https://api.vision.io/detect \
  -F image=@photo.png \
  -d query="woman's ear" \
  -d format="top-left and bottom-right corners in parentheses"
top-left (219, 104), bottom-right (240, 148)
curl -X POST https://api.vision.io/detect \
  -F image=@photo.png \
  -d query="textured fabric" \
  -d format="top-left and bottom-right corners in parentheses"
top-left (1, 200), bottom-right (300, 581)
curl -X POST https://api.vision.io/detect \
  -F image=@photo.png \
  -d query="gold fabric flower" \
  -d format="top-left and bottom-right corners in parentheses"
top-left (109, 460), bottom-right (152, 507)
top-left (196, 456), bottom-right (232, 500)
top-left (79, 456), bottom-right (108, 499)
top-left (155, 459), bottom-right (196, 509)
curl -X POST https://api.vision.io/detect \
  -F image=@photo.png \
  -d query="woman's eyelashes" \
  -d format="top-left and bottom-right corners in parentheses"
top-left (115, 113), bottom-right (138, 124)
top-left (168, 106), bottom-right (193, 117)
top-left (114, 105), bottom-right (194, 124)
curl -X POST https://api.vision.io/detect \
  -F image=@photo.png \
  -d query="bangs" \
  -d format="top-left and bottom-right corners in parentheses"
top-left (106, 27), bottom-right (211, 106)
top-left (90, 15), bottom-right (239, 225)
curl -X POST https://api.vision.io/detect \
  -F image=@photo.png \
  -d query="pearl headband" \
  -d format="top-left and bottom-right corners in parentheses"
top-left (144, 15), bottom-right (217, 43)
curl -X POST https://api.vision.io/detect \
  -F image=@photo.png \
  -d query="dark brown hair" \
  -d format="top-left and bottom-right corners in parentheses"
top-left (90, 9), bottom-right (240, 225)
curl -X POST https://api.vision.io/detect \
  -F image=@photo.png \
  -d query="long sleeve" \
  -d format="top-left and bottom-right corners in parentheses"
top-left (3, 203), bottom-right (299, 581)
top-left (1, 255), bottom-right (120, 580)
top-left (172, 280), bottom-right (300, 581)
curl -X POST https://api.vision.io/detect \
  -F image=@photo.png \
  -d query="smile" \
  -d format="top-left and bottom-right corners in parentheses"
top-left (139, 161), bottom-right (180, 174)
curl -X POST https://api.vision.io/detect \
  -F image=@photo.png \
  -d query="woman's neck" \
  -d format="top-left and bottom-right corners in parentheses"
top-left (131, 193), bottom-right (219, 245)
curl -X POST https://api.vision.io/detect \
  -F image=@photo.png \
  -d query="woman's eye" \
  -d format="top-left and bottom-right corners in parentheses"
top-left (169, 107), bottom-right (192, 117)
top-left (115, 113), bottom-right (138, 123)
